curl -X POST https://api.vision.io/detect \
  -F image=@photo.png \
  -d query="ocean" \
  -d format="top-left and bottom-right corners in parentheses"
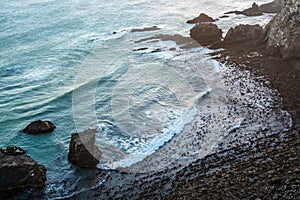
top-left (0, 0), bottom-right (292, 198)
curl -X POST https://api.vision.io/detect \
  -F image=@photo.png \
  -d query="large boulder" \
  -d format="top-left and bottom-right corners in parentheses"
top-left (68, 129), bottom-right (102, 168)
top-left (23, 120), bottom-right (56, 134)
top-left (190, 23), bottom-right (222, 46)
top-left (224, 24), bottom-right (265, 44)
top-left (259, 0), bottom-right (283, 13)
top-left (0, 146), bottom-right (47, 194)
top-left (187, 13), bottom-right (214, 24)
top-left (265, 0), bottom-right (300, 59)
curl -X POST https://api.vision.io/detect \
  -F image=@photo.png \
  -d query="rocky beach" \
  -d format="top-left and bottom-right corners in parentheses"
top-left (70, 0), bottom-right (300, 198)
top-left (1, 0), bottom-right (299, 199)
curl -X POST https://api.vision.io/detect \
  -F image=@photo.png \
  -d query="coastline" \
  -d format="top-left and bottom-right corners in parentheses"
top-left (2, 1), bottom-right (299, 199)
top-left (210, 41), bottom-right (300, 128)
top-left (81, 2), bottom-right (300, 198)
top-left (64, 25), bottom-right (300, 200)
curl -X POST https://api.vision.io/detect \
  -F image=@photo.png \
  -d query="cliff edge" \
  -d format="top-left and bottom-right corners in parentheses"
top-left (266, 0), bottom-right (300, 59)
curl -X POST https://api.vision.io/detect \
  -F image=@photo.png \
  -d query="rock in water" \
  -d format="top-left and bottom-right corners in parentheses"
top-left (186, 13), bottom-right (214, 24)
top-left (0, 146), bottom-right (47, 194)
top-left (224, 24), bottom-right (265, 44)
top-left (4, 146), bottom-right (26, 156)
top-left (265, 0), bottom-right (300, 59)
top-left (68, 129), bottom-right (102, 168)
top-left (242, 2), bottom-right (263, 16)
top-left (259, 0), bottom-right (283, 13)
top-left (23, 120), bottom-right (56, 134)
top-left (190, 23), bottom-right (222, 46)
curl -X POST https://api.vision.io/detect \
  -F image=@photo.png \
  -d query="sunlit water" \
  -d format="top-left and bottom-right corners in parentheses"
top-left (0, 0), bottom-right (291, 197)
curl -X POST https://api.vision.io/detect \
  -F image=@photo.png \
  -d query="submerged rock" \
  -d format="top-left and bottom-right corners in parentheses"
top-left (0, 146), bottom-right (47, 194)
top-left (225, 2), bottom-right (263, 16)
top-left (68, 129), bottom-right (102, 168)
top-left (265, 0), bottom-right (300, 59)
top-left (186, 13), bottom-right (214, 24)
top-left (190, 23), bottom-right (222, 46)
top-left (131, 26), bottom-right (160, 32)
top-left (23, 120), bottom-right (56, 134)
top-left (224, 24), bottom-right (265, 44)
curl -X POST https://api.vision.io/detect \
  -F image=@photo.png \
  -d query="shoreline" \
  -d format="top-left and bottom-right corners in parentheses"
top-left (56, 31), bottom-right (299, 199)
top-left (3, 1), bottom-right (299, 198)
top-left (210, 41), bottom-right (300, 128)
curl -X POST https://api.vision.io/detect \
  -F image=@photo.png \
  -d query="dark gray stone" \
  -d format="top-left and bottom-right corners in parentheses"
top-left (0, 147), bottom-right (47, 193)
top-left (68, 129), bottom-right (102, 168)
top-left (190, 23), bottom-right (222, 46)
top-left (23, 120), bottom-right (56, 134)
top-left (187, 13), bottom-right (214, 24)
top-left (260, 0), bottom-right (283, 13)
top-left (224, 24), bottom-right (265, 44)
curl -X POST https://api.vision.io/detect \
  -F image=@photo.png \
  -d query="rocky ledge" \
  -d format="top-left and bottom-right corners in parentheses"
top-left (224, 0), bottom-right (283, 16)
top-left (0, 146), bottom-right (47, 196)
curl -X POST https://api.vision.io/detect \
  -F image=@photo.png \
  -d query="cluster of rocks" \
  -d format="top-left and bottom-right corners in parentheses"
top-left (1, 120), bottom-right (103, 195)
top-left (65, 128), bottom-right (300, 199)
top-left (189, 0), bottom-right (299, 61)
top-left (189, 20), bottom-right (265, 47)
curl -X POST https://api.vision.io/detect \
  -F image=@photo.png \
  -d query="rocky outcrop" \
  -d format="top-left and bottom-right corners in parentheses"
top-left (224, 1), bottom-right (284, 17)
top-left (187, 13), bottom-right (214, 24)
top-left (242, 2), bottom-right (263, 16)
top-left (190, 23), bottom-right (222, 46)
top-left (23, 120), bottom-right (56, 134)
top-left (225, 3), bottom-right (263, 16)
top-left (68, 129), bottom-right (102, 168)
top-left (0, 146), bottom-right (47, 193)
top-left (224, 24), bottom-right (265, 44)
top-left (259, 0), bottom-right (283, 13)
top-left (265, 0), bottom-right (300, 59)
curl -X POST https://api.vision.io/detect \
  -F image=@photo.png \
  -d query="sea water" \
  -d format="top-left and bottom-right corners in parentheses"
top-left (0, 0), bottom-right (290, 197)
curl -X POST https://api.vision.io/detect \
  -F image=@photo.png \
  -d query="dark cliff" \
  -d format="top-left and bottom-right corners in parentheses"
top-left (266, 0), bottom-right (300, 59)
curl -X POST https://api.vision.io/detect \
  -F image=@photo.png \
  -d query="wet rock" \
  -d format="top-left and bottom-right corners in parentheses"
top-left (3, 146), bottom-right (26, 156)
top-left (224, 24), bottom-right (265, 44)
top-left (68, 129), bottom-right (102, 168)
top-left (187, 13), bottom-right (214, 24)
top-left (259, 0), bottom-right (283, 13)
top-left (219, 15), bottom-right (229, 18)
top-left (0, 146), bottom-right (47, 194)
top-left (242, 2), bottom-right (263, 16)
top-left (151, 48), bottom-right (162, 53)
top-left (23, 120), bottom-right (56, 134)
top-left (225, 2), bottom-right (263, 16)
top-left (133, 47), bottom-right (148, 51)
top-left (190, 23), bottom-right (222, 46)
top-left (265, 0), bottom-right (300, 59)
top-left (131, 26), bottom-right (160, 32)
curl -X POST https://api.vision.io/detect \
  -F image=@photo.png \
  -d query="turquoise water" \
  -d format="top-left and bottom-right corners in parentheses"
top-left (0, 0), bottom-right (286, 197)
